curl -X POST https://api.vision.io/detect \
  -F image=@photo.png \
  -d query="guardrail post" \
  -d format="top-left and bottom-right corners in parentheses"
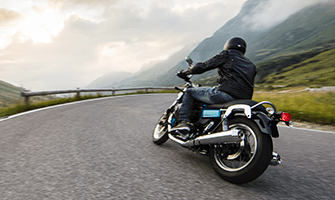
top-left (24, 96), bottom-right (30, 106)
top-left (76, 88), bottom-right (80, 98)
top-left (21, 91), bottom-right (30, 106)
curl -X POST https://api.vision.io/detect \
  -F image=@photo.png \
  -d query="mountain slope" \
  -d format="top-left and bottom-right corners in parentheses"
top-left (248, 1), bottom-right (335, 63)
top-left (149, 1), bottom-right (335, 87)
top-left (259, 48), bottom-right (335, 87)
top-left (124, 0), bottom-right (335, 87)
top-left (89, 0), bottom-right (335, 88)
top-left (248, 1), bottom-right (335, 81)
top-left (189, 0), bottom-right (268, 62)
top-left (88, 0), bottom-right (271, 88)
top-left (86, 71), bottom-right (132, 88)
top-left (125, 0), bottom-right (274, 87)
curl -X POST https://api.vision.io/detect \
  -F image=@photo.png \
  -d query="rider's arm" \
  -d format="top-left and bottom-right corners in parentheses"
top-left (184, 50), bottom-right (229, 75)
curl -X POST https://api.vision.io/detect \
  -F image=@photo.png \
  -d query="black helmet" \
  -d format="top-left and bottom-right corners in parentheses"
top-left (223, 37), bottom-right (247, 55)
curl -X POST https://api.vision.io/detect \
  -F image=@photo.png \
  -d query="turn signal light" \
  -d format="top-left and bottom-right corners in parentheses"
top-left (281, 112), bottom-right (292, 122)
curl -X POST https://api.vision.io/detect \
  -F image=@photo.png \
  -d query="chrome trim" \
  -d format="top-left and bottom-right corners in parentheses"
top-left (223, 104), bottom-right (252, 119)
top-left (251, 101), bottom-right (277, 113)
top-left (204, 121), bottom-right (215, 133)
top-left (270, 152), bottom-right (282, 166)
top-left (168, 129), bottom-right (241, 147)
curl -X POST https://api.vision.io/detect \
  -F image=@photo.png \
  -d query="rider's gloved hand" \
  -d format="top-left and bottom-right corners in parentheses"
top-left (176, 70), bottom-right (189, 79)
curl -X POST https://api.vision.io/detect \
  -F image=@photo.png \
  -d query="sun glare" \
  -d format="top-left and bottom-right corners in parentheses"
top-left (17, 9), bottom-right (64, 43)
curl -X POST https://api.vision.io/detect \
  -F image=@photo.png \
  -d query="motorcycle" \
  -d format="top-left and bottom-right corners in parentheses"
top-left (152, 56), bottom-right (293, 184)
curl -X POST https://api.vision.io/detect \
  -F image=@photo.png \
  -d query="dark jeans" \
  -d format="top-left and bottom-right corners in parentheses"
top-left (179, 87), bottom-right (235, 122)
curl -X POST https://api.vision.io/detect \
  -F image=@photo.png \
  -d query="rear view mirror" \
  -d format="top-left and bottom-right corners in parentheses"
top-left (185, 56), bottom-right (193, 66)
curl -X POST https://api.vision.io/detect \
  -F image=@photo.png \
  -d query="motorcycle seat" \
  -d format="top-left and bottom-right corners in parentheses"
top-left (206, 100), bottom-right (267, 113)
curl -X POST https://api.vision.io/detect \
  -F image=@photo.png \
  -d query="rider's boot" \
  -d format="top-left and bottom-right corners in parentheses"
top-left (171, 121), bottom-right (191, 140)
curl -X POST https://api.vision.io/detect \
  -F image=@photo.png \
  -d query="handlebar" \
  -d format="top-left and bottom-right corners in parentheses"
top-left (176, 70), bottom-right (192, 82)
top-left (175, 56), bottom-right (195, 86)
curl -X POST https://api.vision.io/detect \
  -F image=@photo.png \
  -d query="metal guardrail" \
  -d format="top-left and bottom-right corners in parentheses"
top-left (21, 87), bottom-right (175, 106)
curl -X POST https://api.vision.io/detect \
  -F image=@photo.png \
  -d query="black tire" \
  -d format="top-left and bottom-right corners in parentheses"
top-left (209, 117), bottom-right (273, 184)
top-left (152, 113), bottom-right (169, 145)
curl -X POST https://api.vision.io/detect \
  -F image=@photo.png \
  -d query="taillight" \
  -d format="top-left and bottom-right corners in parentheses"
top-left (281, 112), bottom-right (291, 122)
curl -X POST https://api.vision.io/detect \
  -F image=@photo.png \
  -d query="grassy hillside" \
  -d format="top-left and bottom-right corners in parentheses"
top-left (255, 49), bottom-right (325, 81)
top-left (259, 48), bottom-right (335, 87)
top-left (0, 80), bottom-right (56, 108)
top-left (0, 81), bottom-right (25, 107)
top-left (253, 91), bottom-right (335, 124)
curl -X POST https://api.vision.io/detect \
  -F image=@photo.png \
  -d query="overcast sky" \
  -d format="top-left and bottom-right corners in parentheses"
top-left (0, 0), bottom-right (329, 91)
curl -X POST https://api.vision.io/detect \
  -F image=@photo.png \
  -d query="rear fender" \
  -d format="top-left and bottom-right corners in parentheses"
top-left (253, 111), bottom-right (279, 138)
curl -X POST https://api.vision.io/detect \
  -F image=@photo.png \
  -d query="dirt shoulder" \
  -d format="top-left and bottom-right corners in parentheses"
top-left (290, 120), bottom-right (335, 132)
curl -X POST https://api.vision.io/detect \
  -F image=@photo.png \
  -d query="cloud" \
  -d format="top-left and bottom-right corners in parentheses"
top-left (0, 8), bottom-right (22, 25)
top-left (47, 0), bottom-right (117, 10)
top-left (0, 0), bottom-right (246, 90)
top-left (0, 15), bottom-right (100, 90)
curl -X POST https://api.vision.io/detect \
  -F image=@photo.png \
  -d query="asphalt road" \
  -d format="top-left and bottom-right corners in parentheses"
top-left (0, 94), bottom-right (334, 199)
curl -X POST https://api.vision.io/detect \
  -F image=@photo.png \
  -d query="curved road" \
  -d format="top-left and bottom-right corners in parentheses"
top-left (0, 94), bottom-right (334, 199)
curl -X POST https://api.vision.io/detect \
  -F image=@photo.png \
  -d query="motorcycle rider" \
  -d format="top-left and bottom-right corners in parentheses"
top-left (171, 37), bottom-right (257, 139)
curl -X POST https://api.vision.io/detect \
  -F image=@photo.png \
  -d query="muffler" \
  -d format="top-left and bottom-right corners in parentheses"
top-left (168, 129), bottom-right (241, 147)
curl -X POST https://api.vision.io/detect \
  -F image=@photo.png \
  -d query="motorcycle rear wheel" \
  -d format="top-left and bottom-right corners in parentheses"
top-left (209, 117), bottom-right (273, 184)
top-left (152, 113), bottom-right (169, 145)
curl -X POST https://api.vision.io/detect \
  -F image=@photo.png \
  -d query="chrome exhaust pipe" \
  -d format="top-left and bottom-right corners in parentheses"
top-left (168, 129), bottom-right (241, 147)
top-left (270, 152), bottom-right (282, 166)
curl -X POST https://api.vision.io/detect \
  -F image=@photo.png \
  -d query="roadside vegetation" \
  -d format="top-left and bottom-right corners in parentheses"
top-left (0, 90), bottom-right (176, 118)
top-left (1, 88), bottom-right (334, 125)
top-left (253, 91), bottom-right (335, 124)
top-left (0, 94), bottom-right (102, 117)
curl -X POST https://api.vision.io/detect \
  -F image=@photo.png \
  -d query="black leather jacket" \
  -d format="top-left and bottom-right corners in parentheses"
top-left (184, 49), bottom-right (256, 100)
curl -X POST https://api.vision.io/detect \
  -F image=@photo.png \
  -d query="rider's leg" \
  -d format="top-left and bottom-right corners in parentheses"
top-left (174, 87), bottom-right (234, 132)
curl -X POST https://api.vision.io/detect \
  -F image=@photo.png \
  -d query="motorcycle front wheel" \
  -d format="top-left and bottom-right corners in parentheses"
top-left (152, 112), bottom-right (169, 145)
top-left (209, 117), bottom-right (273, 184)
